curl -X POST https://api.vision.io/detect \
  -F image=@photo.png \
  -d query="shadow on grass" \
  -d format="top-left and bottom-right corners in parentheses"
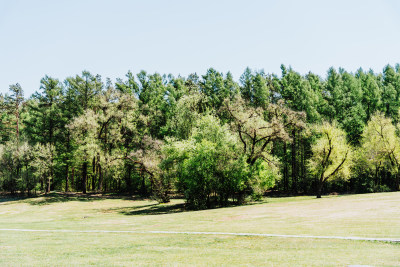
top-left (0, 191), bottom-right (160, 206)
top-left (113, 199), bottom-right (271, 216)
top-left (25, 194), bottom-right (98, 205)
top-left (109, 203), bottom-right (187, 216)
top-left (0, 196), bottom-right (29, 205)
top-left (0, 192), bottom-right (39, 205)
top-left (23, 192), bottom-right (147, 206)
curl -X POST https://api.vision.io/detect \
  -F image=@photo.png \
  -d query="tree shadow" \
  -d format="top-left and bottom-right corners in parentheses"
top-left (112, 199), bottom-right (275, 216)
top-left (24, 192), bottom-right (145, 206)
top-left (0, 195), bottom-right (29, 205)
top-left (113, 200), bottom-right (269, 215)
top-left (113, 203), bottom-right (186, 216)
top-left (24, 193), bottom-right (102, 205)
top-left (0, 191), bottom-right (157, 206)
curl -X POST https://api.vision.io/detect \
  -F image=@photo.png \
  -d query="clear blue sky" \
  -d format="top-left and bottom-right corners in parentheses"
top-left (1, 0), bottom-right (400, 97)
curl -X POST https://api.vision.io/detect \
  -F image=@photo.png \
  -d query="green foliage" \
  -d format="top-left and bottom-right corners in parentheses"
top-left (1, 84), bottom-right (24, 141)
top-left (31, 143), bottom-right (56, 193)
top-left (200, 68), bottom-right (232, 109)
top-left (239, 67), bottom-right (270, 107)
top-left (249, 159), bottom-right (279, 199)
top-left (308, 122), bottom-right (353, 197)
top-left (0, 140), bottom-right (33, 193)
top-left (164, 92), bottom-right (204, 140)
top-left (163, 115), bottom-right (278, 208)
top-left (356, 112), bottom-right (400, 191)
top-left (224, 95), bottom-right (305, 166)
top-left (2, 64), bottom-right (400, 205)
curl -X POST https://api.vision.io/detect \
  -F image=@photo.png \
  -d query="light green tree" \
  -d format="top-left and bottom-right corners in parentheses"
top-left (165, 92), bottom-right (204, 140)
top-left (358, 112), bottom-right (400, 190)
top-left (162, 114), bottom-right (278, 209)
top-left (308, 122), bottom-right (353, 198)
top-left (31, 143), bottom-right (56, 193)
top-left (224, 95), bottom-right (305, 166)
top-left (0, 140), bottom-right (32, 194)
top-left (67, 109), bottom-right (99, 193)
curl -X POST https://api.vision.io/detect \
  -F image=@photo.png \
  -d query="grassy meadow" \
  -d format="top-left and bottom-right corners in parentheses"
top-left (0, 192), bottom-right (399, 266)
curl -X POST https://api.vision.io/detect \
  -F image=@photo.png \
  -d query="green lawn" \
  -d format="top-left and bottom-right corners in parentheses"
top-left (1, 192), bottom-right (399, 266)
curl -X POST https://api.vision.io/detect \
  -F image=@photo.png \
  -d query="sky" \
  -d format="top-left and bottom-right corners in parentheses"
top-left (1, 0), bottom-right (400, 97)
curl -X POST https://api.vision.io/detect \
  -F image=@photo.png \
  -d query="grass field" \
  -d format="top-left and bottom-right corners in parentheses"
top-left (1, 192), bottom-right (399, 266)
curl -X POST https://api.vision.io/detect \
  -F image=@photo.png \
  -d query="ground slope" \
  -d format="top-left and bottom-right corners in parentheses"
top-left (0, 192), bottom-right (399, 266)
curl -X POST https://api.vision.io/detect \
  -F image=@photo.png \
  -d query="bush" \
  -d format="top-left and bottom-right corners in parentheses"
top-left (162, 114), bottom-right (279, 209)
top-left (373, 184), bottom-right (391, 192)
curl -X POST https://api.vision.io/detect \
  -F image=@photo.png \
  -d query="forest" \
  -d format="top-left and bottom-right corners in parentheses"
top-left (1, 65), bottom-right (400, 209)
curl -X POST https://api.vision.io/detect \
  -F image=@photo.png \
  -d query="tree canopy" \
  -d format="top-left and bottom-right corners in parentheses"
top-left (1, 65), bottom-right (400, 208)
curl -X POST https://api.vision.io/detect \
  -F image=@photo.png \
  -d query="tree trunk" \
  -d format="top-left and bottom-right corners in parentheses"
top-left (283, 142), bottom-right (288, 193)
top-left (141, 171), bottom-right (147, 196)
top-left (47, 176), bottom-right (51, 194)
top-left (291, 130), bottom-right (297, 194)
top-left (301, 141), bottom-right (305, 192)
top-left (92, 156), bottom-right (96, 191)
top-left (82, 161), bottom-right (88, 194)
top-left (15, 108), bottom-right (19, 141)
top-left (126, 164), bottom-right (132, 195)
top-left (65, 164), bottom-right (69, 192)
top-left (71, 167), bottom-right (75, 191)
top-left (317, 174), bottom-right (324, 198)
top-left (26, 164), bottom-right (30, 196)
top-left (97, 164), bottom-right (103, 192)
top-left (104, 172), bottom-right (107, 192)
top-left (316, 185), bottom-right (322, 198)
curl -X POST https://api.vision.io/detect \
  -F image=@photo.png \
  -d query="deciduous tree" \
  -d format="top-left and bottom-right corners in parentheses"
top-left (308, 122), bottom-right (353, 198)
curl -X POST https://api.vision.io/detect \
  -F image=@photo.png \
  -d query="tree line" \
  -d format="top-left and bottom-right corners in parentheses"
top-left (1, 65), bottom-right (400, 208)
